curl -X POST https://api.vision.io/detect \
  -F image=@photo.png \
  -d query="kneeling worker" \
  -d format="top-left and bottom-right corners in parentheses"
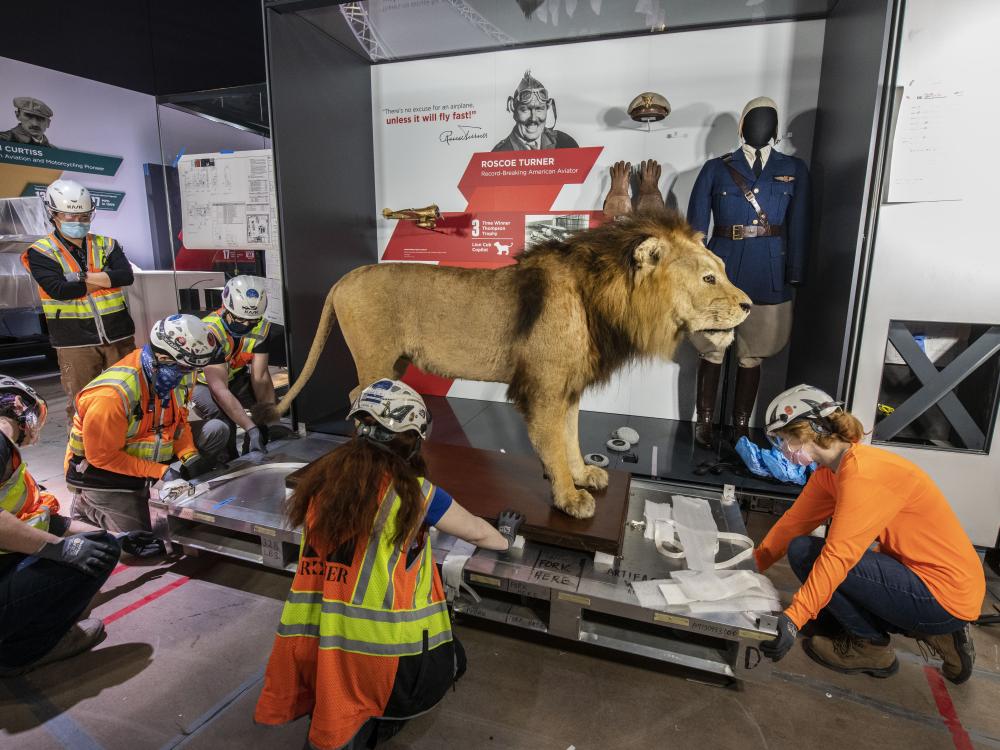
top-left (0, 375), bottom-right (157, 676)
top-left (66, 315), bottom-right (226, 532)
top-left (757, 385), bottom-right (985, 684)
top-left (193, 275), bottom-right (275, 459)
top-left (256, 380), bottom-right (522, 750)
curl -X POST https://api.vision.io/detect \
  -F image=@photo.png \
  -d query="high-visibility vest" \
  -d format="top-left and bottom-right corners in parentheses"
top-left (255, 478), bottom-right (453, 750)
top-left (22, 232), bottom-right (134, 347)
top-left (68, 349), bottom-right (194, 466)
top-left (197, 310), bottom-right (271, 384)
top-left (1, 433), bottom-right (57, 553)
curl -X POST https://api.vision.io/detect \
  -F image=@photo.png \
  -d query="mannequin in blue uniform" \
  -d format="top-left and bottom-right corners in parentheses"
top-left (686, 97), bottom-right (810, 446)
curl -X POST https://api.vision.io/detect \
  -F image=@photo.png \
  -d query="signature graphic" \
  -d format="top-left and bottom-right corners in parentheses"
top-left (439, 125), bottom-right (488, 145)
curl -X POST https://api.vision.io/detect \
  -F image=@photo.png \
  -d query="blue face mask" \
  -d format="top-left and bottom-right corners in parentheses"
top-left (140, 345), bottom-right (188, 400)
top-left (222, 315), bottom-right (255, 338)
top-left (60, 221), bottom-right (90, 239)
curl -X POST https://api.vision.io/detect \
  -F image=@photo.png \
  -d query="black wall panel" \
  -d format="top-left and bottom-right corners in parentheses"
top-left (266, 10), bottom-right (377, 424)
top-left (785, 0), bottom-right (897, 397)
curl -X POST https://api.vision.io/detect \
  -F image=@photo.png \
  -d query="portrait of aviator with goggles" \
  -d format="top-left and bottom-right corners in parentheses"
top-left (492, 70), bottom-right (580, 152)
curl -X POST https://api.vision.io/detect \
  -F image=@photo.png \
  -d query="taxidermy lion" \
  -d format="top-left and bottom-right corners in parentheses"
top-left (256, 211), bottom-right (751, 519)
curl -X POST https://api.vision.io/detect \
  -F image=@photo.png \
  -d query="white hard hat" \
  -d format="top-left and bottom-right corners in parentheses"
top-left (222, 275), bottom-right (268, 319)
top-left (765, 384), bottom-right (842, 435)
top-left (0, 374), bottom-right (47, 445)
top-left (44, 179), bottom-right (93, 215)
top-left (349, 379), bottom-right (432, 443)
top-left (739, 96), bottom-right (780, 143)
top-left (149, 314), bottom-right (222, 369)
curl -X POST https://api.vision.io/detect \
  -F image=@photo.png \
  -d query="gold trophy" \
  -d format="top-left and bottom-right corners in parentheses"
top-left (381, 205), bottom-right (442, 230)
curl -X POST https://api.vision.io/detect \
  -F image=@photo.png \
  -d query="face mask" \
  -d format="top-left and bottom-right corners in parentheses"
top-left (222, 316), bottom-right (254, 337)
top-left (141, 345), bottom-right (189, 399)
top-left (780, 441), bottom-right (814, 467)
top-left (60, 221), bottom-right (90, 239)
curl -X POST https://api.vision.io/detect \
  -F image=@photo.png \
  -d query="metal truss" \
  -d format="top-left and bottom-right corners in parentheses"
top-left (339, 2), bottom-right (393, 61)
top-left (446, 0), bottom-right (516, 46)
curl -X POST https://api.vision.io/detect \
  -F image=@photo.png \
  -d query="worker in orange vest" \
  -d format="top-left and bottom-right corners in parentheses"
top-left (66, 315), bottom-right (227, 533)
top-left (255, 380), bottom-right (522, 750)
top-left (0, 374), bottom-right (159, 677)
top-left (22, 179), bottom-right (137, 423)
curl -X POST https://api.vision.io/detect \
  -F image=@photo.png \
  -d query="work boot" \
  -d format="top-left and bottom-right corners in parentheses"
top-left (0, 618), bottom-right (105, 678)
top-left (804, 633), bottom-right (899, 678)
top-left (731, 365), bottom-right (761, 443)
top-left (914, 624), bottom-right (975, 684)
top-left (694, 359), bottom-right (722, 448)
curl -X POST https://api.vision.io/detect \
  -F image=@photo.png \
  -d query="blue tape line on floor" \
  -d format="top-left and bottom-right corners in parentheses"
top-left (157, 666), bottom-right (266, 750)
top-left (9, 676), bottom-right (106, 750)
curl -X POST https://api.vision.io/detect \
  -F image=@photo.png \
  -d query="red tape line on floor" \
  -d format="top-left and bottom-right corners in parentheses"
top-left (102, 576), bottom-right (190, 625)
top-left (110, 563), bottom-right (128, 576)
top-left (924, 665), bottom-right (974, 750)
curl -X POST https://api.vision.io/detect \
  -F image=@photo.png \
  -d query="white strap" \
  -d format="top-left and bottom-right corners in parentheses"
top-left (653, 519), bottom-right (755, 569)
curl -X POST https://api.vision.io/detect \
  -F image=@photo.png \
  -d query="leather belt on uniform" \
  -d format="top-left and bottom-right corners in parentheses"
top-left (714, 224), bottom-right (784, 240)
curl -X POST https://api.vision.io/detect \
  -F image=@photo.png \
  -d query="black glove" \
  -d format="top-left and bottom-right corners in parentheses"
top-left (760, 613), bottom-right (799, 661)
top-left (36, 531), bottom-right (119, 578)
top-left (496, 509), bottom-right (524, 552)
top-left (119, 530), bottom-right (166, 558)
top-left (243, 426), bottom-right (268, 455)
top-left (180, 454), bottom-right (212, 480)
top-left (161, 466), bottom-right (182, 482)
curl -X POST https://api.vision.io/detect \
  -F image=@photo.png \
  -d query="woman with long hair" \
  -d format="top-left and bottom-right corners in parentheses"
top-left (756, 385), bottom-right (984, 684)
top-left (255, 379), bottom-right (518, 750)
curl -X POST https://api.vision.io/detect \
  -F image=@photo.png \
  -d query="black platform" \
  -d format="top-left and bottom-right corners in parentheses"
top-left (309, 395), bottom-right (801, 500)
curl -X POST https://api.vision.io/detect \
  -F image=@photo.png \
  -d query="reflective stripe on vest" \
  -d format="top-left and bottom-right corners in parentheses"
top-left (1, 443), bottom-right (49, 553)
top-left (68, 361), bottom-right (193, 464)
top-left (198, 312), bottom-right (270, 383)
top-left (27, 234), bottom-right (128, 321)
top-left (274, 479), bottom-right (452, 657)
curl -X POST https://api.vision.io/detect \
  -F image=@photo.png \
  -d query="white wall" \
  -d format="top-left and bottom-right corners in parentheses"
top-left (371, 20), bottom-right (825, 419)
top-left (0, 56), bottom-right (161, 267)
top-left (851, 0), bottom-right (1000, 545)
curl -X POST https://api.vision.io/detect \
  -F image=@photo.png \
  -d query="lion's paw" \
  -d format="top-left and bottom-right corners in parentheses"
top-left (555, 488), bottom-right (596, 519)
top-left (573, 465), bottom-right (609, 491)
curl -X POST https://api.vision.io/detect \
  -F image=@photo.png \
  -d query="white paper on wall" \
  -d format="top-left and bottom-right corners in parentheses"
top-left (178, 149), bottom-right (284, 324)
top-left (887, 79), bottom-right (966, 204)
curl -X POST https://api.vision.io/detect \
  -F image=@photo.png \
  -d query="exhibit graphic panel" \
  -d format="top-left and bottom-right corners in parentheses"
top-left (177, 149), bottom-right (284, 324)
top-left (371, 20), bottom-right (825, 419)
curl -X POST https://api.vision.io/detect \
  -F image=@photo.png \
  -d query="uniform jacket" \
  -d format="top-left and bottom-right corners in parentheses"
top-left (687, 149), bottom-right (810, 304)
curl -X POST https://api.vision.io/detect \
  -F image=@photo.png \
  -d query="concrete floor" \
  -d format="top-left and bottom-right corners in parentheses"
top-left (2, 358), bottom-right (1000, 750)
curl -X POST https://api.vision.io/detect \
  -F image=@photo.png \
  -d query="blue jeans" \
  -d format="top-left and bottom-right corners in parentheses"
top-left (787, 535), bottom-right (965, 641)
top-left (0, 528), bottom-right (118, 668)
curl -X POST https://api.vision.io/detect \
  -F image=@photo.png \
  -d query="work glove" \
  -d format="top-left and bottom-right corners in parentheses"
top-left (761, 613), bottom-right (799, 662)
top-left (161, 466), bottom-right (182, 483)
top-left (36, 531), bottom-right (119, 578)
top-left (118, 530), bottom-right (166, 558)
top-left (496, 509), bottom-right (524, 552)
top-left (180, 454), bottom-right (212, 480)
top-left (243, 426), bottom-right (268, 456)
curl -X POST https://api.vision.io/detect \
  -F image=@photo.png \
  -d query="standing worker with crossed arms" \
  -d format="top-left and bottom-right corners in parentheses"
top-left (22, 179), bottom-right (137, 424)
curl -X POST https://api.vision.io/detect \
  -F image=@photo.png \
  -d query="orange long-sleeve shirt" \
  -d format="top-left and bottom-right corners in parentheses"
top-left (755, 443), bottom-right (984, 628)
top-left (68, 383), bottom-right (197, 481)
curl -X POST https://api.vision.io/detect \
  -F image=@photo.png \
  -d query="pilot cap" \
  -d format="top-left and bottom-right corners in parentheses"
top-left (13, 97), bottom-right (53, 118)
top-left (628, 92), bottom-right (671, 123)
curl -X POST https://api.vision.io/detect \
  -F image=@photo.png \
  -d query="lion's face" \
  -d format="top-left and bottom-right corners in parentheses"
top-left (630, 231), bottom-right (751, 353)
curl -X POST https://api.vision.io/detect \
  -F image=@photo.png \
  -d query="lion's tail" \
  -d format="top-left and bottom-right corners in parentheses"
top-left (251, 281), bottom-right (340, 426)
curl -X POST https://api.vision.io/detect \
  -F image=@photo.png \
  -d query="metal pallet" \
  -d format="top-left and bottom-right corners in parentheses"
top-left (148, 436), bottom-right (778, 682)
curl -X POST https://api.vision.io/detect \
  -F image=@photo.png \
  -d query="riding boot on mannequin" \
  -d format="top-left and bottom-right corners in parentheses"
top-left (686, 97), bottom-right (811, 446)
